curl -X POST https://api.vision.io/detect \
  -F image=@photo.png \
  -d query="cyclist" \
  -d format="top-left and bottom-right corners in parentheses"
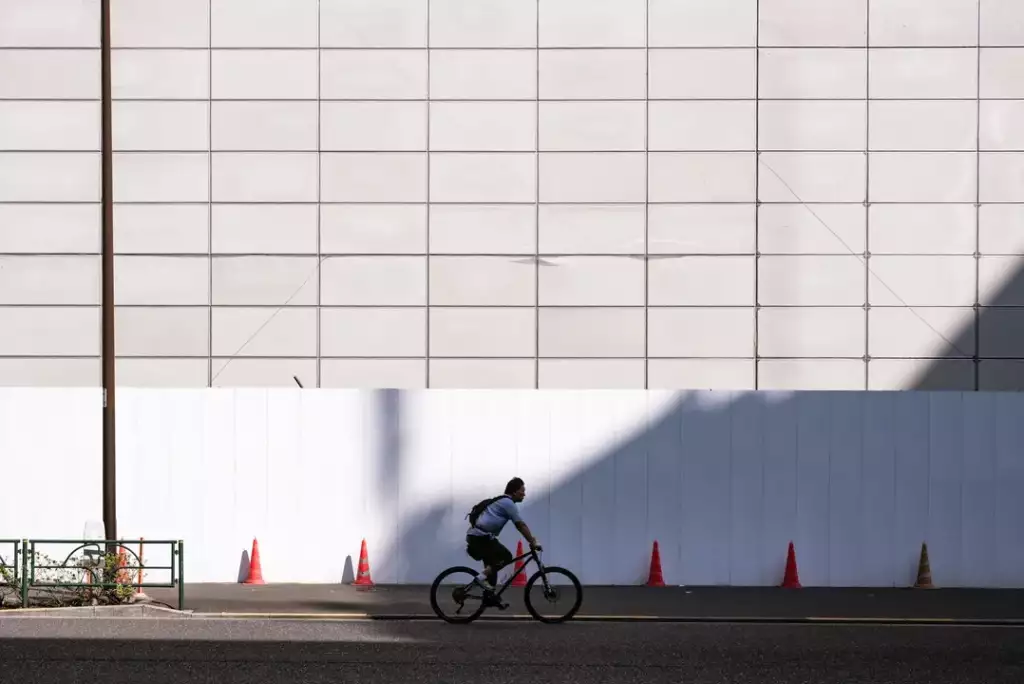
top-left (465, 476), bottom-right (541, 606)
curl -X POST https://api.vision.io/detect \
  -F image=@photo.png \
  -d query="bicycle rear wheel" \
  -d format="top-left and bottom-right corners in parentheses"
top-left (523, 566), bottom-right (583, 624)
top-left (429, 566), bottom-right (488, 624)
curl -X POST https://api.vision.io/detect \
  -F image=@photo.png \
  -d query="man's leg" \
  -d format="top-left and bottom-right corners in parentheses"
top-left (479, 557), bottom-right (497, 588)
top-left (481, 540), bottom-right (513, 606)
top-left (467, 537), bottom-right (494, 588)
top-left (469, 539), bottom-right (496, 584)
top-left (487, 541), bottom-right (513, 587)
top-left (468, 537), bottom-right (500, 591)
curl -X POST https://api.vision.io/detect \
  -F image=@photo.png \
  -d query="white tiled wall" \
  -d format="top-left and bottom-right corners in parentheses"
top-left (0, 0), bottom-right (101, 386)
top-left (3, 0), bottom-right (1024, 391)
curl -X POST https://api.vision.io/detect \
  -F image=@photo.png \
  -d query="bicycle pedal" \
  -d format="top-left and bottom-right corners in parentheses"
top-left (497, 601), bottom-right (509, 610)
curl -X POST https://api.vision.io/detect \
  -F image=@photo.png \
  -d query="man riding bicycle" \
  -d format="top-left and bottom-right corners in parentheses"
top-left (466, 477), bottom-right (541, 606)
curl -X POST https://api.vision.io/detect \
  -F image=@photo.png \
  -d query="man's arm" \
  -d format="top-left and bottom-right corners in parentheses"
top-left (514, 521), bottom-right (540, 549)
top-left (503, 499), bottom-right (540, 549)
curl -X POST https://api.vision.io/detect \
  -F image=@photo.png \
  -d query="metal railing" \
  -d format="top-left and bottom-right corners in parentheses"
top-left (5, 539), bottom-right (184, 610)
top-left (0, 540), bottom-right (22, 597)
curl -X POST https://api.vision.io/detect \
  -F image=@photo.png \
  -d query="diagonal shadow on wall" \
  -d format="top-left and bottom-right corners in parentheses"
top-left (909, 258), bottom-right (1024, 391)
top-left (366, 390), bottom-right (1022, 592)
top-left (357, 264), bottom-right (1024, 594)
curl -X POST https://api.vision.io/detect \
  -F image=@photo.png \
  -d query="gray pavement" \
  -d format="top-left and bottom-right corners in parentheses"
top-left (142, 583), bottom-right (1024, 623)
top-left (1, 617), bottom-right (1022, 683)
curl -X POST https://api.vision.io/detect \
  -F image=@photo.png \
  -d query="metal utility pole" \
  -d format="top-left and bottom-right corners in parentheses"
top-left (100, 0), bottom-right (117, 542)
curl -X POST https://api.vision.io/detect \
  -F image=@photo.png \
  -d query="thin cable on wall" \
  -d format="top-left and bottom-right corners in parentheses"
top-left (757, 157), bottom-right (979, 363)
top-left (209, 256), bottom-right (326, 385)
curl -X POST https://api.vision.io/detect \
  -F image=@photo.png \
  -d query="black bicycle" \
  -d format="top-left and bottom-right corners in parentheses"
top-left (429, 544), bottom-right (583, 624)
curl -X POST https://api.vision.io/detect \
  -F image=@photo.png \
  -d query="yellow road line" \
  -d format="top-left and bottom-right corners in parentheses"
top-left (200, 612), bottom-right (373, 619)
top-left (807, 616), bottom-right (955, 623)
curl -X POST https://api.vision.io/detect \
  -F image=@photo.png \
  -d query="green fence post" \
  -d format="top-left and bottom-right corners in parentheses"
top-left (177, 539), bottom-right (184, 611)
top-left (20, 539), bottom-right (28, 608)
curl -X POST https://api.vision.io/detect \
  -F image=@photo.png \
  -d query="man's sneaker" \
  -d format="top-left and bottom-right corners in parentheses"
top-left (483, 592), bottom-right (509, 610)
top-left (473, 577), bottom-right (508, 609)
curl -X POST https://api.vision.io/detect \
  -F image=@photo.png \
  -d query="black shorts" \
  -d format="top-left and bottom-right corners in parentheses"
top-left (466, 534), bottom-right (513, 569)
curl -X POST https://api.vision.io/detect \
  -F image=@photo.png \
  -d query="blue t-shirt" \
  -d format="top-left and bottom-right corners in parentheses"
top-left (468, 496), bottom-right (523, 537)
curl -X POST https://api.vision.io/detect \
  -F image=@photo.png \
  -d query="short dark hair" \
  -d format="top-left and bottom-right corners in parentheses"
top-left (505, 477), bottom-right (524, 495)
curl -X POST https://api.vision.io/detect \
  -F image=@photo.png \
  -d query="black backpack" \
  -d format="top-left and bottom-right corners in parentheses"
top-left (467, 494), bottom-right (510, 527)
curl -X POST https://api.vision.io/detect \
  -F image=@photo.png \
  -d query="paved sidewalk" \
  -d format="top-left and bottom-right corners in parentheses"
top-left (145, 583), bottom-right (1024, 622)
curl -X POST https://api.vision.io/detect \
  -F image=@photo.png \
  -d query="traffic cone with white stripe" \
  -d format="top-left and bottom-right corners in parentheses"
top-left (353, 539), bottom-right (374, 588)
top-left (511, 540), bottom-right (527, 587)
top-left (242, 538), bottom-right (265, 585)
top-left (914, 542), bottom-right (934, 588)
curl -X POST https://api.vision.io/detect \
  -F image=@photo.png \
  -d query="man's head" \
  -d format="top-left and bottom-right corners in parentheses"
top-left (505, 477), bottom-right (525, 502)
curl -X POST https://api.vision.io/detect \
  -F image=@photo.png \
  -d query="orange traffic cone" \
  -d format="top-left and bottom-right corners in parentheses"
top-left (242, 538), bottom-right (265, 585)
top-left (510, 540), bottom-right (527, 586)
top-left (914, 542), bottom-right (934, 588)
top-left (115, 547), bottom-right (130, 584)
top-left (134, 537), bottom-right (149, 601)
top-left (781, 541), bottom-right (801, 588)
top-left (353, 539), bottom-right (374, 587)
top-left (646, 540), bottom-right (665, 586)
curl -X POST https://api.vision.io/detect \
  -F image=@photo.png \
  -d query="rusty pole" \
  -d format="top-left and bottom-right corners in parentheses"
top-left (100, 0), bottom-right (117, 542)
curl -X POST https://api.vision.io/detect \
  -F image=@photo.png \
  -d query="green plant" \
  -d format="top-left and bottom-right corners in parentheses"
top-left (0, 546), bottom-right (143, 609)
top-left (0, 558), bottom-right (18, 607)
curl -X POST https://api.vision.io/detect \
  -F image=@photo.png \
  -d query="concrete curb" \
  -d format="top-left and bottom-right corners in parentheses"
top-left (0, 605), bottom-right (193, 618)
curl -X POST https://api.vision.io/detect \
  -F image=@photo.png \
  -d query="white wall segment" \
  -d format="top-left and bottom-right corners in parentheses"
top-left (1, 388), bottom-right (1022, 589)
top-left (0, 388), bottom-right (102, 537)
top-left (3, 0), bottom-right (1024, 393)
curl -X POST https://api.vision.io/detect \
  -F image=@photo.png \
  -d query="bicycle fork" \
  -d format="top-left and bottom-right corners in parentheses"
top-left (533, 565), bottom-right (560, 602)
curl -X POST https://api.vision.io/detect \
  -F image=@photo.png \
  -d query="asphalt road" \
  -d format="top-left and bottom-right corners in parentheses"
top-left (2, 618), bottom-right (1023, 683)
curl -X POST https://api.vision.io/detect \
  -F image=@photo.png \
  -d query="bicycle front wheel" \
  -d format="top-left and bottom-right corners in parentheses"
top-left (429, 565), bottom-right (488, 624)
top-left (523, 566), bottom-right (583, 624)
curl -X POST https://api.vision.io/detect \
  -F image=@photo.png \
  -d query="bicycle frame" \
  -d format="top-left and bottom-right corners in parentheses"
top-left (470, 545), bottom-right (551, 600)
top-left (433, 544), bottom-right (582, 623)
